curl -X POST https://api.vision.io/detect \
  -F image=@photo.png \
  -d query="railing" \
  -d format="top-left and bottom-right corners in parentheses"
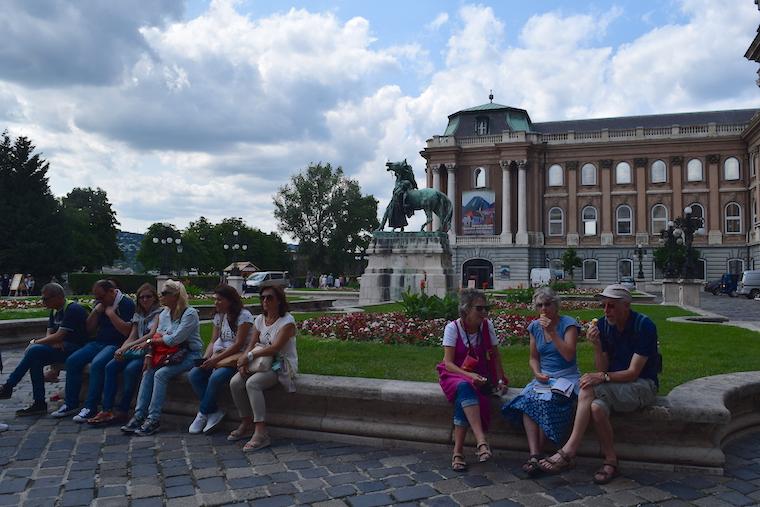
top-left (643, 127), bottom-right (671, 136)
top-left (609, 128), bottom-right (636, 138)
top-left (716, 124), bottom-right (747, 134)
top-left (576, 130), bottom-right (603, 140)
top-left (680, 125), bottom-right (708, 135)
top-left (458, 134), bottom-right (503, 146)
top-left (455, 235), bottom-right (503, 245)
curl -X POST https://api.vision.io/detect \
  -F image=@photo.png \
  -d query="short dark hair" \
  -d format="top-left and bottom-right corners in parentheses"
top-left (41, 283), bottom-right (65, 299)
top-left (93, 279), bottom-right (116, 292)
top-left (260, 284), bottom-right (288, 317)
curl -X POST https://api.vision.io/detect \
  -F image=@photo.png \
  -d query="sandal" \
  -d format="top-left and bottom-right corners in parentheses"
top-left (476, 442), bottom-right (493, 463)
top-left (521, 454), bottom-right (542, 476)
top-left (227, 425), bottom-right (254, 442)
top-left (451, 453), bottom-right (467, 472)
top-left (243, 434), bottom-right (271, 452)
top-left (538, 449), bottom-right (575, 474)
top-left (87, 411), bottom-right (115, 425)
top-left (593, 462), bottom-right (620, 484)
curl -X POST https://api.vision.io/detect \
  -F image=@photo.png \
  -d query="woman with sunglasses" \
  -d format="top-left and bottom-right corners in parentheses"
top-left (229, 284), bottom-right (297, 451)
top-left (88, 283), bottom-right (162, 425)
top-left (437, 289), bottom-right (507, 472)
top-left (501, 287), bottom-right (580, 476)
top-left (121, 280), bottom-right (202, 436)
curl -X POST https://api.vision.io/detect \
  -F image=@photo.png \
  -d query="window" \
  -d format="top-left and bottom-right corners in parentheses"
top-left (582, 206), bottom-right (598, 236)
top-left (653, 260), bottom-right (664, 280)
top-left (618, 259), bottom-right (633, 279)
top-left (616, 205), bottom-right (633, 235)
top-left (696, 259), bottom-right (706, 280)
top-left (651, 159), bottom-right (667, 183)
top-left (725, 202), bottom-right (742, 234)
top-left (474, 167), bottom-right (486, 188)
top-left (475, 117), bottom-right (489, 135)
top-left (581, 163), bottom-right (596, 185)
top-left (752, 154), bottom-right (757, 177)
top-left (548, 164), bottom-right (563, 186)
top-left (723, 157), bottom-right (740, 180)
top-left (615, 161), bottom-right (632, 184)
top-left (687, 158), bottom-right (703, 182)
top-left (548, 207), bottom-right (564, 236)
top-left (688, 203), bottom-right (706, 229)
top-left (728, 258), bottom-right (744, 274)
top-left (651, 204), bottom-right (668, 234)
top-left (583, 259), bottom-right (598, 281)
top-left (753, 197), bottom-right (758, 226)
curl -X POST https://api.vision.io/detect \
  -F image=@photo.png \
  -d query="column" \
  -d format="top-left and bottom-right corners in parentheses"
top-left (634, 157), bottom-right (648, 245)
top-left (566, 161), bottom-right (579, 246)
top-left (499, 160), bottom-right (513, 244)
top-left (515, 160), bottom-right (529, 245)
top-left (600, 159), bottom-right (613, 245)
top-left (432, 166), bottom-right (441, 231)
top-left (707, 154), bottom-right (722, 244)
top-left (446, 164), bottom-right (457, 244)
top-left (671, 156), bottom-right (683, 223)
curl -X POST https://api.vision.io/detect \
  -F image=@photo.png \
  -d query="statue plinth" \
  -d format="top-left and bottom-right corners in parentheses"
top-left (359, 231), bottom-right (455, 305)
top-left (661, 278), bottom-right (702, 307)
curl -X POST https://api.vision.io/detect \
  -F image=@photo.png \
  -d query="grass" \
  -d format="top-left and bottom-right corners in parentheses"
top-left (0, 309), bottom-right (50, 320)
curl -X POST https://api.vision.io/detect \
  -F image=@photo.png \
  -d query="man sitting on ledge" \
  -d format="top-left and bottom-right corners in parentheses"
top-left (539, 284), bottom-right (660, 484)
top-left (0, 283), bottom-right (89, 415)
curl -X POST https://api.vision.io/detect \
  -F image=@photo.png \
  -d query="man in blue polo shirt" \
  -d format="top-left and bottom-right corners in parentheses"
top-left (52, 279), bottom-right (135, 421)
top-left (0, 283), bottom-right (88, 416)
top-left (539, 284), bottom-right (659, 484)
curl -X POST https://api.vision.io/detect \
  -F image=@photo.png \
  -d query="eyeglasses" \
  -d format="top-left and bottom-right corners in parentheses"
top-left (261, 294), bottom-right (275, 301)
top-left (474, 305), bottom-right (490, 312)
top-left (138, 295), bottom-right (154, 300)
top-left (535, 302), bottom-right (552, 308)
top-left (160, 291), bottom-right (175, 297)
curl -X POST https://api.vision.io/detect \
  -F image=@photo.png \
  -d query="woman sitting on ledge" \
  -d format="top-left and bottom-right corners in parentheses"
top-left (229, 284), bottom-right (297, 451)
top-left (437, 289), bottom-right (508, 472)
top-left (501, 287), bottom-right (580, 476)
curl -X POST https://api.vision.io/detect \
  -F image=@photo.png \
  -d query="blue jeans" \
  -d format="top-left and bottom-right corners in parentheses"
top-left (188, 366), bottom-right (236, 415)
top-left (64, 342), bottom-right (118, 410)
top-left (453, 382), bottom-right (479, 427)
top-left (134, 351), bottom-right (199, 421)
top-left (102, 357), bottom-right (143, 413)
top-left (6, 343), bottom-right (76, 403)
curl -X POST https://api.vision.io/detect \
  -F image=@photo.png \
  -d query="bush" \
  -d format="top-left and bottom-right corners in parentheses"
top-left (550, 280), bottom-right (576, 292)
top-left (400, 290), bottom-right (459, 321)
top-left (500, 288), bottom-right (534, 304)
top-left (68, 273), bottom-right (221, 294)
top-left (184, 284), bottom-right (204, 297)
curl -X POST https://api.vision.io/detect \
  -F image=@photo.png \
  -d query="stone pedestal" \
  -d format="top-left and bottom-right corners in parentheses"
top-left (227, 275), bottom-right (245, 295)
top-left (359, 232), bottom-right (455, 305)
top-left (156, 275), bottom-right (169, 294)
top-left (662, 279), bottom-right (702, 307)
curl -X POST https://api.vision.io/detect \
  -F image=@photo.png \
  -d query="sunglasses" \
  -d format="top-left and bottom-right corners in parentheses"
top-left (41, 295), bottom-right (55, 302)
top-left (535, 302), bottom-right (552, 308)
top-left (474, 305), bottom-right (490, 312)
top-left (160, 291), bottom-right (175, 297)
top-left (261, 294), bottom-right (275, 301)
top-left (138, 295), bottom-right (154, 300)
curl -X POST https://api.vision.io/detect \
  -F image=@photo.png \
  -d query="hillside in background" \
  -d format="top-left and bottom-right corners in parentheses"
top-left (112, 231), bottom-right (144, 273)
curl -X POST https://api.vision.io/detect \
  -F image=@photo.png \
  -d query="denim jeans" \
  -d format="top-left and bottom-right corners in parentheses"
top-left (6, 343), bottom-right (75, 403)
top-left (453, 381), bottom-right (479, 427)
top-left (188, 366), bottom-right (236, 415)
top-left (102, 357), bottom-right (143, 413)
top-left (134, 351), bottom-right (199, 421)
top-left (64, 342), bottom-right (118, 411)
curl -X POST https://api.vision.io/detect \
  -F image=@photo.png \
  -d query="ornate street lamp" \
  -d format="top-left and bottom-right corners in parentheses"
top-left (152, 235), bottom-right (182, 275)
top-left (635, 243), bottom-right (646, 279)
top-left (223, 230), bottom-right (248, 276)
top-left (658, 208), bottom-right (704, 279)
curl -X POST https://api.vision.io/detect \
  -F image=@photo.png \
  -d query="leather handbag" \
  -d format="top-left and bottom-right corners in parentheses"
top-left (248, 344), bottom-right (273, 373)
top-left (216, 352), bottom-right (244, 369)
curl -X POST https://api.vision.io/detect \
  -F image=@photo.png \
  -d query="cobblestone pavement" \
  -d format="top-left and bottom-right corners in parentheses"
top-left (695, 292), bottom-right (760, 324)
top-left (2, 347), bottom-right (760, 507)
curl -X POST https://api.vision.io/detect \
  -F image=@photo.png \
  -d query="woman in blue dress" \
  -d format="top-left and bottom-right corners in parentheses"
top-left (502, 287), bottom-right (580, 476)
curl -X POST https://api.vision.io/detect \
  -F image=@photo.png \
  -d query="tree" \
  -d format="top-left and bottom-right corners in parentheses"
top-left (137, 223), bottom-right (183, 273)
top-left (273, 162), bottom-right (378, 274)
top-left (0, 131), bottom-right (70, 277)
top-left (61, 187), bottom-right (120, 271)
top-left (182, 216), bottom-right (221, 274)
top-left (561, 247), bottom-right (583, 279)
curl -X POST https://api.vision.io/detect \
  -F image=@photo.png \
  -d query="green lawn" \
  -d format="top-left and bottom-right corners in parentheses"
top-left (0, 309), bottom-right (50, 320)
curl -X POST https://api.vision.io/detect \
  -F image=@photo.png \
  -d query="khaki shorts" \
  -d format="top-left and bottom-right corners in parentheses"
top-left (592, 378), bottom-right (657, 415)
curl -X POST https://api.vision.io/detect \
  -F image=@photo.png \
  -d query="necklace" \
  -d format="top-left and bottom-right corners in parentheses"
top-left (264, 314), bottom-right (278, 326)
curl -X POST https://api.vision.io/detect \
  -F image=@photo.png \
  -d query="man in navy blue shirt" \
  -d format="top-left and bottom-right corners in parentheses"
top-left (540, 284), bottom-right (659, 484)
top-left (52, 279), bottom-right (135, 421)
top-left (0, 283), bottom-right (89, 415)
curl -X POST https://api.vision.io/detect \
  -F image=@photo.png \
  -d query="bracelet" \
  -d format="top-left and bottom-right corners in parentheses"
top-left (247, 351), bottom-right (254, 361)
top-left (145, 354), bottom-right (153, 358)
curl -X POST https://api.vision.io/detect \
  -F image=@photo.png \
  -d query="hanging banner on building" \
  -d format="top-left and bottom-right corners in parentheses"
top-left (462, 190), bottom-right (495, 235)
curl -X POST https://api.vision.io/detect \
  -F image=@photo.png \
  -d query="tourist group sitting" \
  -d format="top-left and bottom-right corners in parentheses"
top-left (0, 278), bottom-right (297, 451)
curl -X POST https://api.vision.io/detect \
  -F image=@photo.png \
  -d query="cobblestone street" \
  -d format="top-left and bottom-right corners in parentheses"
top-left (2, 346), bottom-right (760, 507)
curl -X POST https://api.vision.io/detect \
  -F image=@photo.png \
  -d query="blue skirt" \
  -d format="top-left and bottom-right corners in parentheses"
top-left (502, 389), bottom-right (576, 445)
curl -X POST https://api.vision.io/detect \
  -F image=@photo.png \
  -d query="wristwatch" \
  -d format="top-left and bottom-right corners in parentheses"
top-left (603, 372), bottom-right (610, 383)
top-left (146, 338), bottom-right (152, 345)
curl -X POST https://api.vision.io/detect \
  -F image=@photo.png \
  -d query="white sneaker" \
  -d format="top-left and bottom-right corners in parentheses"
top-left (203, 411), bottom-right (226, 433)
top-left (188, 412), bottom-right (207, 434)
top-left (72, 408), bottom-right (94, 423)
top-left (0, 423), bottom-right (8, 432)
top-left (51, 404), bottom-right (78, 418)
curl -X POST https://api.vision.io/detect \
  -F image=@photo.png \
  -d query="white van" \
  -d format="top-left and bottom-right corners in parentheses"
top-left (530, 268), bottom-right (553, 288)
top-left (736, 270), bottom-right (760, 299)
top-left (244, 271), bottom-right (289, 293)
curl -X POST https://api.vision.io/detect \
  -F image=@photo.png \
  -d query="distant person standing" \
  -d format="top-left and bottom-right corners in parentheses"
top-left (1, 274), bottom-right (9, 296)
top-left (326, 274), bottom-right (334, 288)
top-left (26, 275), bottom-right (35, 296)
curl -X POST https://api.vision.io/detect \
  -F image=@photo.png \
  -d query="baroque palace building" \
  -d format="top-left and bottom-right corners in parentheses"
top-left (420, 99), bottom-right (760, 288)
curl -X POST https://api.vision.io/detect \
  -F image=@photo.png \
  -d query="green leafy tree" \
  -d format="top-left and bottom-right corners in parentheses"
top-left (137, 223), bottom-right (183, 273)
top-left (561, 247), bottom-right (583, 279)
top-left (182, 216), bottom-right (221, 274)
top-left (0, 131), bottom-right (70, 277)
top-left (61, 187), bottom-right (120, 271)
top-left (273, 162), bottom-right (378, 274)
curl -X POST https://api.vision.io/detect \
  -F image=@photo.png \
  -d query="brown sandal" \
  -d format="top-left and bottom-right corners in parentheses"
top-left (451, 453), bottom-right (467, 471)
top-left (476, 442), bottom-right (492, 462)
top-left (593, 462), bottom-right (620, 484)
top-left (87, 411), bottom-right (115, 425)
top-left (522, 454), bottom-right (542, 476)
top-left (538, 449), bottom-right (575, 474)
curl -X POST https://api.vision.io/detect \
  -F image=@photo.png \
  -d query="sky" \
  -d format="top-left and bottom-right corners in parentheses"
top-left (1, 0), bottom-right (758, 237)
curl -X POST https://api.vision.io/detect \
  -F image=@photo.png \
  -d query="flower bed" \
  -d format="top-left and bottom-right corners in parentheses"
top-left (300, 312), bottom-right (591, 347)
top-left (0, 299), bottom-right (43, 310)
top-left (492, 300), bottom-right (600, 312)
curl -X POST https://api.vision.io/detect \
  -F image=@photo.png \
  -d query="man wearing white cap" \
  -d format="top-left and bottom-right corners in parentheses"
top-left (539, 284), bottom-right (659, 484)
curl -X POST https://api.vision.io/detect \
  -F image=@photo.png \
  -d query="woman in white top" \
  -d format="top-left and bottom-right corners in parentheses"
top-left (188, 284), bottom-right (254, 434)
top-left (229, 284), bottom-right (298, 451)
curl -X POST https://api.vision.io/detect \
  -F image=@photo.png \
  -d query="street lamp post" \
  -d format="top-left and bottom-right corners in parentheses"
top-left (223, 230), bottom-right (248, 276)
top-left (152, 235), bottom-right (182, 275)
top-left (635, 243), bottom-right (646, 280)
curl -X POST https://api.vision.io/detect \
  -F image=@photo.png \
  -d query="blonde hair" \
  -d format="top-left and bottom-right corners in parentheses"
top-left (163, 279), bottom-right (189, 320)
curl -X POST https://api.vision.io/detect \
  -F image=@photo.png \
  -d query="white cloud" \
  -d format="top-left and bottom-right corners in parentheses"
top-left (426, 12), bottom-right (449, 31)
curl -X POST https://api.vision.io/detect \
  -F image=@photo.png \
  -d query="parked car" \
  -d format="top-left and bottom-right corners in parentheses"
top-left (704, 279), bottom-right (721, 294)
top-left (619, 277), bottom-right (636, 291)
top-left (530, 268), bottom-right (553, 287)
top-left (244, 271), bottom-right (289, 293)
top-left (736, 270), bottom-right (760, 299)
top-left (716, 273), bottom-right (740, 296)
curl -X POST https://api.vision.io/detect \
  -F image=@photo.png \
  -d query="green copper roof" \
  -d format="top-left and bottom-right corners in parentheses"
top-left (443, 116), bottom-right (460, 136)
top-left (459, 102), bottom-right (511, 112)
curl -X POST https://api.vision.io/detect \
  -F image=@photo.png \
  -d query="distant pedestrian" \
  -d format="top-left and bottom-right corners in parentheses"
top-left (326, 274), bottom-right (334, 288)
top-left (0, 274), bottom-right (8, 296)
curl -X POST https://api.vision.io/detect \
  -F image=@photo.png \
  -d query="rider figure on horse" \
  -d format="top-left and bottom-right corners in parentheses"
top-left (387, 161), bottom-right (418, 230)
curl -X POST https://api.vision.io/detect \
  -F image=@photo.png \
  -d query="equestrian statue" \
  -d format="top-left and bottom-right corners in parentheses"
top-left (377, 160), bottom-right (453, 233)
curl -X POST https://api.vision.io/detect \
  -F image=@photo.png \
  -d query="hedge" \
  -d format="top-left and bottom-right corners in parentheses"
top-left (68, 273), bottom-right (222, 294)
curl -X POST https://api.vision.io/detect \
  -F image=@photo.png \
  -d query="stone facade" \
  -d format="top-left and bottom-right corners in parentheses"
top-left (421, 103), bottom-right (760, 287)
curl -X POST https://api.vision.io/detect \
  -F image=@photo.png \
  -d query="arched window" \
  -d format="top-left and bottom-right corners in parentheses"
top-left (475, 116), bottom-right (489, 135)
top-left (725, 202), bottom-right (742, 234)
top-left (581, 163), bottom-right (596, 185)
top-left (582, 206), bottom-right (598, 236)
top-left (687, 158), bottom-right (703, 182)
top-left (548, 207), bottom-right (564, 236)
top-left (615, 161), bottom-right (632, 184)
top-left (653, 260), bottom-right (664, 280)
top-left (723, 157), bottom-right (740, 181)
top-left (688, 203), bottom-right (706, 229)
top-left (650, 159), bottom-right (667, 183)
top-left (616, 205), bottom-right (633, 235)
top-left (583, 259), bottom-right (598, 281)
top-left (618, 259), bottom-right (633, 279)
top-left (728, 258), bottom-right (744, 274)
top-left (548, 164), bottom-right (563, 186)
top-left (651, 204), bottom-right (668, 234)
top-left (474, 167), bottom-right (486, 188)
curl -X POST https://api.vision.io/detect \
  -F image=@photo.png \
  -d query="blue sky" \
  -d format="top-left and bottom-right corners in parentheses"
top-left (0, 0), bottom-right (757, 235)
